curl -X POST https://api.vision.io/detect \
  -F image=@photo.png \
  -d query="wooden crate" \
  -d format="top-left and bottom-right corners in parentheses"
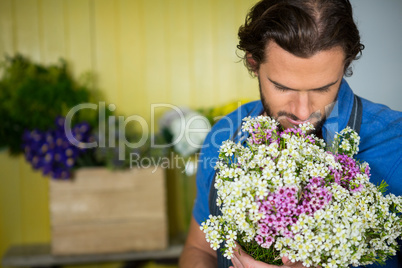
top-left (49, 167), bottom-right (168, 255)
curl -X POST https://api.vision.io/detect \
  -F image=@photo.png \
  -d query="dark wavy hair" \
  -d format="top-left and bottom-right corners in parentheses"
top-left (237, 0), bottom-right (365, 76)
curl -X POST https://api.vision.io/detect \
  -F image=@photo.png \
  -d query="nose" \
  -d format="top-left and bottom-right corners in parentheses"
top-left (292, 93), bottom-right (313, 121)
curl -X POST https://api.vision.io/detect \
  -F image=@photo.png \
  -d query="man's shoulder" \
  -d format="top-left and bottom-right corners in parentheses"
top-left (358, 97), bottom-right (402, 194)
top-left (361, 98), bottom-right (402, 126)
top-left (360, 97), bottom-right (402, 136)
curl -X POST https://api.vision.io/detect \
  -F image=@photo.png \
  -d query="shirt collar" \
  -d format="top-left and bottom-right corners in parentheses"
top-left (322, 78), bottom-right (355, 143)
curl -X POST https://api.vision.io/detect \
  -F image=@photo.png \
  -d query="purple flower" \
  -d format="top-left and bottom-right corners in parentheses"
top-left (255, 235), bottom-right (264, 245)
top-left (258, 223), bottom-right (270, 236)
top-left (265, 236), bottom-right (274, 244)
top-left (295, 207), bottom-right (303, 215)
top-left (330, 153), bottom-right (365, 192)
top-left (22, 116), bottom-right (93, 180)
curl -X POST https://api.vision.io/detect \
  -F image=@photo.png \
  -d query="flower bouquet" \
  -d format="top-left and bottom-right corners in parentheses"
top-left (201, 116), bottom-right (402, 267)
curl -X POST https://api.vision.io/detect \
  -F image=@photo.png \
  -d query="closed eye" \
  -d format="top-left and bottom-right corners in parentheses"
top-left (274, 85), bottom-right (293, 92)
top-left (312, 87), bottom-right (331, 93)
top-left (275, 84), bottom-right (331, 93)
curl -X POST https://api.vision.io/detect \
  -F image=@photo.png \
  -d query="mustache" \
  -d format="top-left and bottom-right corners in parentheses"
top-left (276, 110), bottom-right (322, 122)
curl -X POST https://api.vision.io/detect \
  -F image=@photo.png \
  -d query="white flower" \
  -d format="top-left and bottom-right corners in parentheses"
top-left (303, 242), bottom-right (314, 252)
top-left (223, 249), bottom-right (234, 259)
top-left (211, 240), bottom-right (220, 250)
top-left (323, 241), bottom-right (332, 251)
top-left (226, 230), bottom-right (237, 240)
top-left (341, 140), bottom-right (351, 151)
top-left (325, 258), bottom-right (339, 268)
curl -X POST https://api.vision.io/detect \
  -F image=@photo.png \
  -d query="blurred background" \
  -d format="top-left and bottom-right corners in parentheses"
top-left (0, 1), bottom-right (401, 268)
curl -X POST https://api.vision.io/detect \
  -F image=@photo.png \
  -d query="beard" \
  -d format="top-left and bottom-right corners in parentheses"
top-left (258, 79), bottom-right (335, 136)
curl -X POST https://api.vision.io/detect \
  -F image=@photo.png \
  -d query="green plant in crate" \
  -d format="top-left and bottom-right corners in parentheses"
top-left (0, 54), bottom-right (95, 154)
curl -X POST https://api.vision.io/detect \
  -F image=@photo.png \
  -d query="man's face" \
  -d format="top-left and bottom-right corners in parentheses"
top-left (255, 42), bottom-right (345, 132)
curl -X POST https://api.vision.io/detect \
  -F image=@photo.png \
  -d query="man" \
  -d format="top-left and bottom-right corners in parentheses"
top-left (179, 0), bottom-right (402, 267)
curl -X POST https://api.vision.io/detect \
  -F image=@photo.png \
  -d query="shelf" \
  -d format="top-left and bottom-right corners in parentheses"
top-left (2, 243), bottom-right (183, 267)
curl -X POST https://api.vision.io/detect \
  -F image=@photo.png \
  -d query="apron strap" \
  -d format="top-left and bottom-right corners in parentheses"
top-left (347, 94), bottom-right (363, 134)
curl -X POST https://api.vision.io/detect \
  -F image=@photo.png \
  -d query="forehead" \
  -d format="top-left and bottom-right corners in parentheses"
top-left (262, 42), bottom-right (345, 90)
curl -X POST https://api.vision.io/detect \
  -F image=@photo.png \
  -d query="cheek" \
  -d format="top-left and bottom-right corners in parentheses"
top-left (313, 91), bottom-right (338, 109)
top-left (262, 85), bottom-right (289, 105)
top-left (266, 89), bottom-right (296, 108)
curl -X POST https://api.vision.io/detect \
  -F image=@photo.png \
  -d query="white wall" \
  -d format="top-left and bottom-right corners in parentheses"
top-left (347, 0), bottom-right (402, 111)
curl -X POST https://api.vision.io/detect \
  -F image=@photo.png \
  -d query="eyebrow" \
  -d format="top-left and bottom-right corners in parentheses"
top-left (268, 78), bottom-right (339, 91)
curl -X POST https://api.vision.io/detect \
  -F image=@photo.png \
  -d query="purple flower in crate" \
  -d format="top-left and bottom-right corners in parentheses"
top-left (50, 167), bottom-right (71, 180)
top-left (22, 129), bottom-right (46, 169)
top-left (22, 116), bottom-right (93, 179)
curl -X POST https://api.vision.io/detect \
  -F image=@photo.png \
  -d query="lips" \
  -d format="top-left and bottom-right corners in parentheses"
top-left (286, 117), bottom-right (310, 126)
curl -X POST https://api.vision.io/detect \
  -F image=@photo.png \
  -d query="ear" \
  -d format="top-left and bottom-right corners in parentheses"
top-left (246, 52), bottom-right (258, 76)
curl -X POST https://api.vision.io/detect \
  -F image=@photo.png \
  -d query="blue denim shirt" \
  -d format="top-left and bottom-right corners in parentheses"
top-left (192, 79), bottom-right (402, 267)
